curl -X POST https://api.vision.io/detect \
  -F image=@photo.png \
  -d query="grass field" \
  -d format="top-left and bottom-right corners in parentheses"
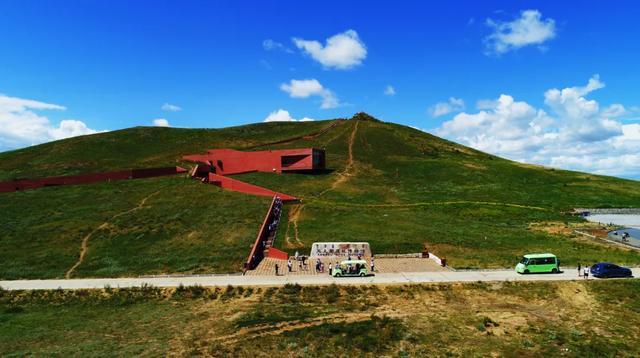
top-left (0, 176), bottom-right (269, 279)
top-left (2, 115), bottom-right (640, 278)
top-left (1, 280), bottom-right (639, 356)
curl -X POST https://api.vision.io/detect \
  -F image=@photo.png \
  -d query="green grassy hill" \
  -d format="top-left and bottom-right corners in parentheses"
top-left (1, 114), bottom-right (639, 279)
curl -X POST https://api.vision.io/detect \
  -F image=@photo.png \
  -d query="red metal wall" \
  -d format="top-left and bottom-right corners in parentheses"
top-left (245, 196), bottom-right (281, 270)
top-left (267, 247), bottom-right (289, 260)
top-left (208, 173), bottom-right (297, 201)
top-left (0, 166), bottom-right (187, 193)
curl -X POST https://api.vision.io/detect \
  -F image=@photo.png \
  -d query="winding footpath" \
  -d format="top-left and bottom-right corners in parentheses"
top-left (2, 268), bottom-right (638, 290)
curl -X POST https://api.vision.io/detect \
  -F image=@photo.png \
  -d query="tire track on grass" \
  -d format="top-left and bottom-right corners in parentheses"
top-left (65, 190), bottom-right (160, 279)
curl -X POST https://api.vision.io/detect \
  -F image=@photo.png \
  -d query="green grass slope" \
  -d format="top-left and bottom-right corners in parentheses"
top-left (1, 114), bottom-right (639, 278)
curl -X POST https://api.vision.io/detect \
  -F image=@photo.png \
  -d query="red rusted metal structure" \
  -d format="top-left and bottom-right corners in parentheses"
top-left (183, 148), bottom-right (327, 270)
top-left (245, 196), bottom-right (287, 270)
top-left (183, 148), bottom-right (325, 201)
top-left (0, 166), bottom-right (187, 193)
top-left (183, 148), bottom-right (325, 175)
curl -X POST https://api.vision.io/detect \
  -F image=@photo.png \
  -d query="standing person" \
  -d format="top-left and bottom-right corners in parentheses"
top-left (370, 257), bottom-right (375, 272)
top-left (287, 259), bottom-right (292, 273)
top-left (583, 266), bottom-right (589, 280)
top-left (275, 263), bottom-right (279, 276)
top-left (298, 258), bottom-right (302, 271)
top-left (328, 263), bottom-right (333, 276)
top-left (577, 263), bottom-right (581, 277)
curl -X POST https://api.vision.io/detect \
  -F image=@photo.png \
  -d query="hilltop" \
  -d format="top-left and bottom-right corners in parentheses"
top-left (1, 114), bottom-right (640, 279)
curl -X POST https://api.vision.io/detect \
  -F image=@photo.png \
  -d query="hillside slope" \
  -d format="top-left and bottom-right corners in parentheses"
top-left (1, 114), bottom-right (639, 279)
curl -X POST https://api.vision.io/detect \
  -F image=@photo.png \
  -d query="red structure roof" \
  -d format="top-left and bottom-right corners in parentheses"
top-left (183, 148), bottom-right (325, 175)
top-left (182, 148), bottom-right (325, 200)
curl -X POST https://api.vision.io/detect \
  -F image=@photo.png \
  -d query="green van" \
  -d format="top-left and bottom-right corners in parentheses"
top-left (515, 253), bottom-right (560, 274)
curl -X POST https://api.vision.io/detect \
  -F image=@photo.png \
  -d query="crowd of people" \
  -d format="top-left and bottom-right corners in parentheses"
top-left (265, 197), bottom-right (283, 237)
top-left (282, 253), bottom-right (376, 276)
top-left (249, 197), bottom-right (284, 270)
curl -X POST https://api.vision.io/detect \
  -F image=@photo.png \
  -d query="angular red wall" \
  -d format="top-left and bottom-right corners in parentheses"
top-left (0, 167), bottom-right (187, 193)
top-left (208, 173), bottom-right (297, 201)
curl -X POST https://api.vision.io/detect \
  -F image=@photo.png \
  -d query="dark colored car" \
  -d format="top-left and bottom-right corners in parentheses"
top-left (590, 262), bottom-right (633, 278)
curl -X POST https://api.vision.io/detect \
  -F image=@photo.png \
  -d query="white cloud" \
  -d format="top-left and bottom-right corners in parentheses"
top-left (0, 94), bottom-right (102, 150)
top-left (485, 9), bottom-right (556, 55)
top-left (293, 30), bottom-right (367, 70)
top-left (602, 103), bottom-right (627, 118)
top-left (543, 75), bottom-right (621, 142)
top-left (263, 39), bottom-right (283, 50)
top-left (280, 79), bottom-right (340, 109)
top-left (161, 103), bottom-right (181, 112)
top-left (262, 39), bottom-right (293, 53)
top-left (434, 76), bottom-right (640, 178)
top-left (429, 97), bottom-right (466, 117)
top-left (49, 120), bottom-right (100, 140)
top-left (152, 118), bottom-right (170, 127)
top-left (384, 85), bottom-right (396, 96)
top-left (263, 109), bottom-right (314, 123)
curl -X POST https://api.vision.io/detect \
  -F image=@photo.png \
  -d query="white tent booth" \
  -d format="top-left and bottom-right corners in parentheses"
top-left (309, 242), bottom-right (371, 258)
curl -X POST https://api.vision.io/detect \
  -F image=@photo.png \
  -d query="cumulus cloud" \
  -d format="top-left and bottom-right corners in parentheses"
top-left (384, 85), bottom-right (396, 96)
top-left (293, 30), bottom-right (367, 70)
top-left (434, 76), bottom-right (640, 178)
top-left (0, 94), bottom-right (102, 150)
top-left (263, 109), bottom-right (314, 122)
top-left (152, 118), bottom-right (170, 127)
top-left (280, 79), bottom-right (340, 109)
top-left (485, 9), bottom-right (556, 55)
top-left (429, 97), bottom-right (466, 117)
top-left (161, 103), bottom-right (181, 112)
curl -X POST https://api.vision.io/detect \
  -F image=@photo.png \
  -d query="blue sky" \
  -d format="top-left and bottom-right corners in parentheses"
top-left (1, 1), bottom-right (639, 178)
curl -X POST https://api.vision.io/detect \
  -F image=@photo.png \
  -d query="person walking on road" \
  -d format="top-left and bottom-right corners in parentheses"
top-left (328, 263), bottom-right (332, 276)
top-left (287, 259), bottom-right (292, 273)
top-left (370, 257), bottom-right (375, 272)
top-left (583, 266), bottom-right (589, 280)
top-left (275, 264), bottom-right (279, 276)
top-left (577, 263), bottom-right (581, 277)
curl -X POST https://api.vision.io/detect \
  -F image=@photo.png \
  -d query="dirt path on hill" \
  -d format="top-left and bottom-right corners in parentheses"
top-left (307, 199), bottom-right (551, 211)
top-left (65, 191), bottom-right (160, 279)
top-left (285, 121), bottom-right (359, 247)
top-left (244, 120), bottom-right (344, 149)
top-left (320, 120), bottom-right (359, 195)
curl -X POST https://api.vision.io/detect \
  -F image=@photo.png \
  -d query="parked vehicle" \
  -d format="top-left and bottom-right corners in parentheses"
top-left (332, 259), bottom-right (370, 277)
top-left (590, 262), bottom-right (633, 278)
top-left (515, 253), bottom-right (560, 274)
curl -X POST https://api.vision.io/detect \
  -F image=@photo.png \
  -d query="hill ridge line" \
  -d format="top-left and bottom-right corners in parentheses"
top-left (244, 120), bottom-right (344, 149)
